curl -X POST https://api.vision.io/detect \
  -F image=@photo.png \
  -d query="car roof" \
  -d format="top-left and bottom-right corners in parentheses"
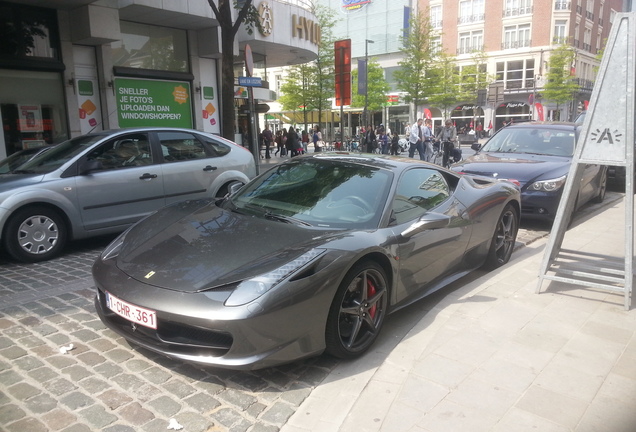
top-left (505, 121), bottom-right (578, 131)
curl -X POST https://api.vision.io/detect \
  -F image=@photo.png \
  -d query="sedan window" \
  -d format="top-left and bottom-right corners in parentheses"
top-left (481, 128), bottom-right (575, 156)
top-left (159, 132), bottom-right (208, 162)
top-left (392, 168), bottom-right (450, 225)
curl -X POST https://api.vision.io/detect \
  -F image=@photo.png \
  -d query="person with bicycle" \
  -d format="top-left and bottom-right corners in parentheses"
top-left (436, 119), bottom-right (458, 167)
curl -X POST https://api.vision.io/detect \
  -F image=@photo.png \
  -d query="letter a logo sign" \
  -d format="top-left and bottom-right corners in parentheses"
top-left (591, 128), bottom-right (622, 145)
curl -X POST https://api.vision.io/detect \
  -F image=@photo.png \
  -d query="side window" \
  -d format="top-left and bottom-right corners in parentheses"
top-left (200, 135), bottom-right (231, 157)
top-left (158, 132), bottom-right (208, 162)
top-left (87, 133), bottom-right (152, 170)
top-left (391, 168), bottom-right (450, 225)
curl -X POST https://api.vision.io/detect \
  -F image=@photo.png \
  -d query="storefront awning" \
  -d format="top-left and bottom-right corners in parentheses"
top-left (266, 110), bottom-right (341, 124)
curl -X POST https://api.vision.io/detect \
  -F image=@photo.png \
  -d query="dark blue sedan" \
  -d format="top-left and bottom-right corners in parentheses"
top-left (452, 122), bottom-right (607, 222)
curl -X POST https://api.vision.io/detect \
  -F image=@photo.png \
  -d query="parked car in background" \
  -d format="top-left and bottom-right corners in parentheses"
top-left (452, 122), bottom-right (607, 222)
top-left (0, 146), bottom-right (54, 174)
top-left (93, 154), bottom-right (520, 370)
top-left (0, 128), bottom-right (255, 262)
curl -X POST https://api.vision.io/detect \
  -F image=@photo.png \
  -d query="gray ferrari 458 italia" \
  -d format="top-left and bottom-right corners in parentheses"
top-left (93, 154), bottom-right (521, 370)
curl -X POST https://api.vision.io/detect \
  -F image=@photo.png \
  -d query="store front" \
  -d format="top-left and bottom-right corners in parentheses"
top-left (0, 2), bottom-right (68, 159)
top-left (450, 104), bottom-right (485, 134)
top-left (495, 101), bottom-right (531, 130)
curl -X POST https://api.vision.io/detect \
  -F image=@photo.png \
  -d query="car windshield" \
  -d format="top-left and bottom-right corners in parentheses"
top-left (480, 127), bottom-right (575, 157)
top-left (12, 134), bottom-right (105, 174)
top-left (227, 158), bottom-right (393, 229)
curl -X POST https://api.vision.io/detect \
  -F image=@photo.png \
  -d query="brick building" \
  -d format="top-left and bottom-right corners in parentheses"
top-left (419, 0), bottom-right (627, 133)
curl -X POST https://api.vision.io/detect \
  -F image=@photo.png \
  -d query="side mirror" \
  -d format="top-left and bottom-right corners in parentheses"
top-left (400, 212), bottom-right (451, 238)
top-left (80, 159), bottom-right (104, 174)
top-left (471, 143), bottom-right (481, 152)
top-left (228, 181), bottom-right (244, 196)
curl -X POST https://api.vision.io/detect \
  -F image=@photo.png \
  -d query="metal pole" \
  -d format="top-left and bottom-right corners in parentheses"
top-left (339, 46), bottom-right (345, 145)
top-left (364, 39), bottom-right (374, 127)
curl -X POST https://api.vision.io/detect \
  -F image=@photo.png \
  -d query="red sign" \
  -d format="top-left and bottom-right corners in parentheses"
top-left (334, 39), bottom-right (351, 106)
top-left (535, 103), bottom-right (545, 121)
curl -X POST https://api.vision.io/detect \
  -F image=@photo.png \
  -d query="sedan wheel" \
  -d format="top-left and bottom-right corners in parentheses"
top-left (325, 261), bottom-right (388, 359)
top-left (483, 204), bottom-right (518, 270)
top-left (592, 168), bottom-right (607, 203)
top-left (3, 206), bottom-right (67, 263)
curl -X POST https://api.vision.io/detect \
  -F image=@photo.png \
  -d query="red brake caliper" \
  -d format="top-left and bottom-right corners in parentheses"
top-left (367, 280), bottom-right (377, 319)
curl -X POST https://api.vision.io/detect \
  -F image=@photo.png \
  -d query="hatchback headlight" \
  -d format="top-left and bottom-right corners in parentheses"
top-left (529, 175), bottom-right (567, 192)
top-left (225, 249), bottom-right (325, 306)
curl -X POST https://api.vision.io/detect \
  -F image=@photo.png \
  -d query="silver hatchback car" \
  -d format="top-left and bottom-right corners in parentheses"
top-left (0, 128), bottom-right (256, 262)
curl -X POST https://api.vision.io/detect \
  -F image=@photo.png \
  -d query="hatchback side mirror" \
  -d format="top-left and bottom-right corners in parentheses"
top-left (471, 143), bottom-right (482, 152)
top-left (80, 159), bottom-right (104, 174)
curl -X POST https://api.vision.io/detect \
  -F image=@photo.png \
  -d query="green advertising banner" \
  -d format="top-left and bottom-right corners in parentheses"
top-left (115, 78), bottom-right (192, 128)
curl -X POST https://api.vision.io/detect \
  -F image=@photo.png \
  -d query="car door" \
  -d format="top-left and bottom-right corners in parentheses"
top-left (76, 132), bottom-right (165, 231)
top-left (390, 168), bottom-right (472, 302)
top-left (156, 131), bottom-right (225, 204)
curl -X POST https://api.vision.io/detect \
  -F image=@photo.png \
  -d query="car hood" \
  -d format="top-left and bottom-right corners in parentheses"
top-left (0, 173), bottom-right (44, 193)
top-left (115, 200), bottom-right (341, 292)
top-left (453, 152), bottom-right (571, 184)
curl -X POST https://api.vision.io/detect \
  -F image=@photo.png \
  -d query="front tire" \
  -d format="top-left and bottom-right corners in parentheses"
top-left (592, 168), bottom-right (607, 203)
top-left (325, 261), bottom-right (388, 359)
top-left (483, 204), bottom-right (518, 270)
top-left (3, 206), bottom-right (68, 263)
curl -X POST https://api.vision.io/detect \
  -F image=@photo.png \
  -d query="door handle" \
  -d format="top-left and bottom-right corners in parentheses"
top-left (139, 173), bottom-right (158, 180)
top-left (203, 165), bottom-right (218, 171)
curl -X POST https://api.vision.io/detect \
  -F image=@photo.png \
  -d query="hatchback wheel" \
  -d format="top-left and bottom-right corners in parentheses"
top-left (483, 204), bottom-right (518, 270)
top-left (3, 206), bottom-right (67, 262)
top-left (325, 261), bottom-right (388, 359)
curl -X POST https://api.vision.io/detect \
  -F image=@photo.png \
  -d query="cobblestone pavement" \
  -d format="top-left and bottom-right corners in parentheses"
top-left (0, 237), bottom-right (338, 432)
top-left (0, 191), bottom-right (622, 432)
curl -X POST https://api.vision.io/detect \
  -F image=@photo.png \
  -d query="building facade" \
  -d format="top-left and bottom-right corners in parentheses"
top-left (420, 0), bottom-right (625, 133)
top-left (0, 0), bottom-right (318, 159)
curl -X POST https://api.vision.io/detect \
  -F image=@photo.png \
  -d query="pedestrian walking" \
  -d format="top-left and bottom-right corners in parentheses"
top-left (262, 124), bottom-right (273, 159)
top-left (408, 118), bottom-right (425, 160)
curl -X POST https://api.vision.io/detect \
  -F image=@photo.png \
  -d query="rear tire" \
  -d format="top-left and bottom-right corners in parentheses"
top-left (3, 206), bottom-right (67, 263)
top-left (325, 261), bottom-right (388, 359)
top-left (483, 204), bottom-right (518, 270)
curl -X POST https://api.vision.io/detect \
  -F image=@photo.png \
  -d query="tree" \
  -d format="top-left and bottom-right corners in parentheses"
top-left (426, 52), bottom-right (462, 119)
top-left (351, 59), bottom-right (391, 123)
top-left (457, 50), bottom-right (493, 104)
top-left (277, 5), bottom-right (337, 132)
top-left (394, 12), bottom-right (437, 119)
top-left (542, 44), bottom-right (580, 120)
top-left (279, 64), bottom-right (316, 128)
top-left (310, 5), bottom-right (336, 131)
top-left (207, 0), bottom-right (261, 140)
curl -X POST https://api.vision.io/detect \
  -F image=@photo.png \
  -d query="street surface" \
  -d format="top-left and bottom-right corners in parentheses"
top-left (0, 187), bottom-right (622, 431)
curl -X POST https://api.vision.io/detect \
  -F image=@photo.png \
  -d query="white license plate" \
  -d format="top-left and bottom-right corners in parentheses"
top-left (106, 292), bottom-right (157, 329)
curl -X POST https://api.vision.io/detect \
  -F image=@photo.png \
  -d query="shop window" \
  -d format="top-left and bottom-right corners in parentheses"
top-left (1, 69), bottom-right (68, 155)
top-left (0, 2), bottom-right (59, 61)
top-left (112, 22), bottom-right (188, 73)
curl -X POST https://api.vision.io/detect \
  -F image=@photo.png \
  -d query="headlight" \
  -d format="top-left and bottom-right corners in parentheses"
top-left (225, 249), bottom-right (325, 307)
top-left (100, 231), bottom-right (128, 260)
top-left (529, 175), bottom-right (566, 192)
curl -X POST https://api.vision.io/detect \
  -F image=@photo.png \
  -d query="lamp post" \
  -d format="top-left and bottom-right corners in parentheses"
top-left (364, 39), bottom-right (374, 127)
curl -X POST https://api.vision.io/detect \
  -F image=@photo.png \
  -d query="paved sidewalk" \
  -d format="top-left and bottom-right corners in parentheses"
top-left (282, 196), bottom-right (636, 432)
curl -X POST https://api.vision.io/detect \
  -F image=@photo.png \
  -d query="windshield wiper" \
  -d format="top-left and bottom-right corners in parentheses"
top-left (264, 211), bottom-right (312, 226)
top-left (10, 169), bottom-right (36, 174)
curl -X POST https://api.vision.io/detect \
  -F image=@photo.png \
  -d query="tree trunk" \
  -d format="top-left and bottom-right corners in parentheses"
top-left (220, 33), bottom-right (236, 141)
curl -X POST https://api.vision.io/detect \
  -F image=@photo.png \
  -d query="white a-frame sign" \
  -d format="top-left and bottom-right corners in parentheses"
top-left (536, 13), bottom-right (635, 310)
